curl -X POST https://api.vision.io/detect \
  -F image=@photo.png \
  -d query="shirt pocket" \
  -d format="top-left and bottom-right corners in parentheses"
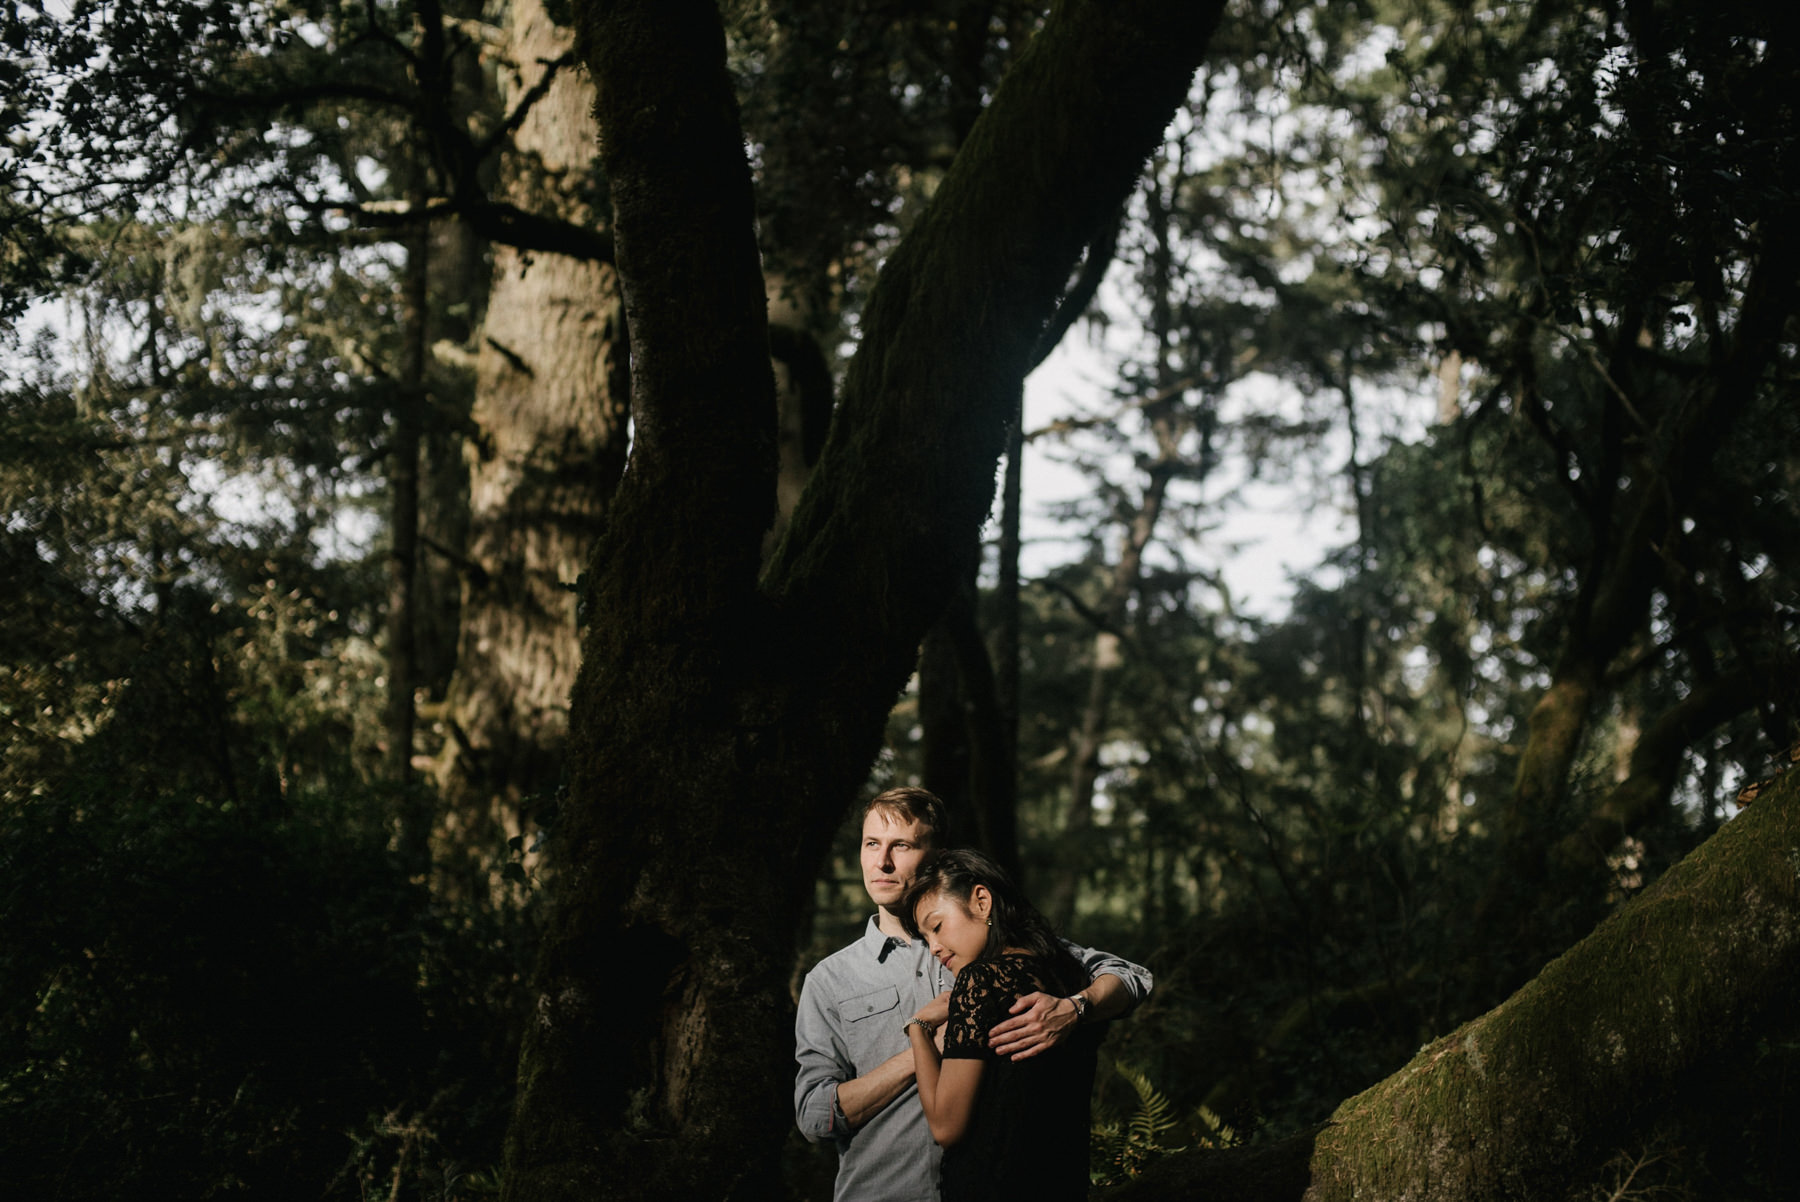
top-left (838, 984), bottom-right (903, 1069)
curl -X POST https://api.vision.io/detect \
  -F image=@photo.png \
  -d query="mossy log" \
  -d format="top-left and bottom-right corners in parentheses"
top-left (1104, 765), bottom-right (1800, 1201)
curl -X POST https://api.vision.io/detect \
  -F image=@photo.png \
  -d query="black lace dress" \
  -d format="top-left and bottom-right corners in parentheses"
top-left (938, 952), bottom-right (1100, 1202)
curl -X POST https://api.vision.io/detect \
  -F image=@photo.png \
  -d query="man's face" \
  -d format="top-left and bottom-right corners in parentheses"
top-left (860, 808), bottom-right (931, 910)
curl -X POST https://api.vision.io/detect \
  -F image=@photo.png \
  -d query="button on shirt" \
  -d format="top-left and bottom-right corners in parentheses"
top-left (793, 916), bottom-right (1153, 1202)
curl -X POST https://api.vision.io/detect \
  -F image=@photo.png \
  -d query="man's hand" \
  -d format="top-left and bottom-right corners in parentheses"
top-left (987, 991), bottom-right (1078, 1061)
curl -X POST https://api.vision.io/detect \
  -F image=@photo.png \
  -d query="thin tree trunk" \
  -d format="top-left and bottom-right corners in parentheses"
top-left (920, 574), bottom-right (1022, 877)
top-left (390, 214), bottom-right (429, 868)
top-left (919, 599), bottom-right (980, 841)
top-left (991, 392), bottom-right (1025, 874)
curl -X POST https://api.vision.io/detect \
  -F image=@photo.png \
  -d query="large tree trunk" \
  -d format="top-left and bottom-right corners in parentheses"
top-left (1104, 765), bottom-right (1800, 1202)
top-left (433, 0), bottom-right (628, 887)
top-left (498, 2), bottom-right (1223, 1198)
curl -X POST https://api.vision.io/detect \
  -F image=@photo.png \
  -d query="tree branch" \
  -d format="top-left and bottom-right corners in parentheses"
top-left (1030, 197), bottom-right (1128, 370)
top-left (293, 195), bottom-right (614, 262)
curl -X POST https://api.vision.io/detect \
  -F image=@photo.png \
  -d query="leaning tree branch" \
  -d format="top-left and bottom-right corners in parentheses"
top-left (767, 0), bottom-right (1228, 655)
top-left (292, 194), bottom-right (614, 262)
top-left (1029, 198), bottom-right (1128, 371)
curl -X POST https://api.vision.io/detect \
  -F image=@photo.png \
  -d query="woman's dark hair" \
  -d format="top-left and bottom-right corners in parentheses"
top-left (900, 848), bottom-right (1086, 994)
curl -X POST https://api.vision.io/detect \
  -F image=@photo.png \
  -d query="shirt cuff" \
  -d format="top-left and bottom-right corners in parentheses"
top-left (829, 1083), bottom-right (848, 1136)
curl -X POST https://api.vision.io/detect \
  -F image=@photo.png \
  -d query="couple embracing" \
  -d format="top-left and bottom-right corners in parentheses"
top-left (795, 787), bottom-right (1154, 1201)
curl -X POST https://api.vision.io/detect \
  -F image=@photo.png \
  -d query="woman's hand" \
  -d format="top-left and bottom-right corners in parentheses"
top-left (912, 990), bottom-right (951, 1028)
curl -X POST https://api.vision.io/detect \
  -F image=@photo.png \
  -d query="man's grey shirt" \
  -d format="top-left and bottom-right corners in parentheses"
top-left (793, 916), bottom-right (1153, 1202)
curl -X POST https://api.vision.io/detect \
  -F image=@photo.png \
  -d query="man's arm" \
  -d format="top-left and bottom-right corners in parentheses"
top-left (795, 974), bottom-right (863, 1143)
top-left (795, 974), bottom-right (946, 1140)
top-left (832, 1045), bottom-right (916, 1129)
top-left (987, 943), bottom-right (1154, 1061)
top-left (834, 988), bottom-right (949, 1128)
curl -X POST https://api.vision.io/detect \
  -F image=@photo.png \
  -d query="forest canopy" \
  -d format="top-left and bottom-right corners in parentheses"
top-left (3, 1), bottom-right (1796, 1200)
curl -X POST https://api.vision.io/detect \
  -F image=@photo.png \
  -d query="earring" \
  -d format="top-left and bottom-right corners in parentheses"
top-left (985, 917), bottom-right (992, 926)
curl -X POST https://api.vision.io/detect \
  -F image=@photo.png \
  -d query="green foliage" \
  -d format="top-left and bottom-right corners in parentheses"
top-left (0, 773), bottom-right (534, 1200)
top-left (1090, 1062), bottom-right (1183, 1184)
top-left (1090, 1062), bottom-right (1239, 1185)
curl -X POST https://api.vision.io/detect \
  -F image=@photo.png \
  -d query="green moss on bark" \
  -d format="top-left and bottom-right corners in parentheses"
top-left (1303, 768), bottom-right (1800, 1201)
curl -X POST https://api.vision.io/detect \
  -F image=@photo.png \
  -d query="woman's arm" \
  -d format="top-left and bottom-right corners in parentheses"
top-left (906, 1014), bottom-right (984, 1146)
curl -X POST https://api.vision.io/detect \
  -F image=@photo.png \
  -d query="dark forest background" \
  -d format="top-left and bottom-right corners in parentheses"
top-left (4, 2), bottom-right (1797, 1199)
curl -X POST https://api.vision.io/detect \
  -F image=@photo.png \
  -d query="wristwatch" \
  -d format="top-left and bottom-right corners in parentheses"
top-left (1068, 993), bottom-right (1090, 1023)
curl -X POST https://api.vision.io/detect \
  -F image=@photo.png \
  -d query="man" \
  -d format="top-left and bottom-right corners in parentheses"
top-left (794, 786), bottom-right (1153, 1201)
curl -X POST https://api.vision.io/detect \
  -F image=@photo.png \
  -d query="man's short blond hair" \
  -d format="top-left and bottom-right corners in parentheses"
top-left (863, 786), bottom-right (950, 848)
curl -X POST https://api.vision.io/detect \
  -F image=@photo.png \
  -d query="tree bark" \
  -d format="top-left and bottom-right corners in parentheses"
top-left (920, 594), bottom-right (981, 839)
top-left (1104, 766), bottom-right (1800, 1202)
top-left (433, 0), bottom-right (629, 887)
top-left (499, 2), bottom-right (1223, 1198)
top-left (992, 396), bottom-right (1025, 875)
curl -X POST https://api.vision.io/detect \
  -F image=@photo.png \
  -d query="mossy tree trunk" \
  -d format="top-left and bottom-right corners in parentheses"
top-left (1105, 766), bottom-right (1800, 1202)
top-left (496, 1), bottom-right (1224, 1198)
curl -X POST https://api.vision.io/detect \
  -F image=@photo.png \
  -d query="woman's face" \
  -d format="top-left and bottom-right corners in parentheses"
top-left (912, 885), bottom-right (991, 974)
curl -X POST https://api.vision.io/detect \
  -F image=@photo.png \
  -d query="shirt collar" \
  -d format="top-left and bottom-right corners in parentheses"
top-left (859, 913), bottom-right (912, 962)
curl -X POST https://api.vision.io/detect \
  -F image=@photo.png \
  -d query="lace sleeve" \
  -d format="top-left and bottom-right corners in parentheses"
top-left (942, 959), bottom-right (1023, 1060)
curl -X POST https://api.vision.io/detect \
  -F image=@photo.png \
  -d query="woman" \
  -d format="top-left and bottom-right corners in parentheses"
top-left (900, 849), bottom-right (1101, 1200)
